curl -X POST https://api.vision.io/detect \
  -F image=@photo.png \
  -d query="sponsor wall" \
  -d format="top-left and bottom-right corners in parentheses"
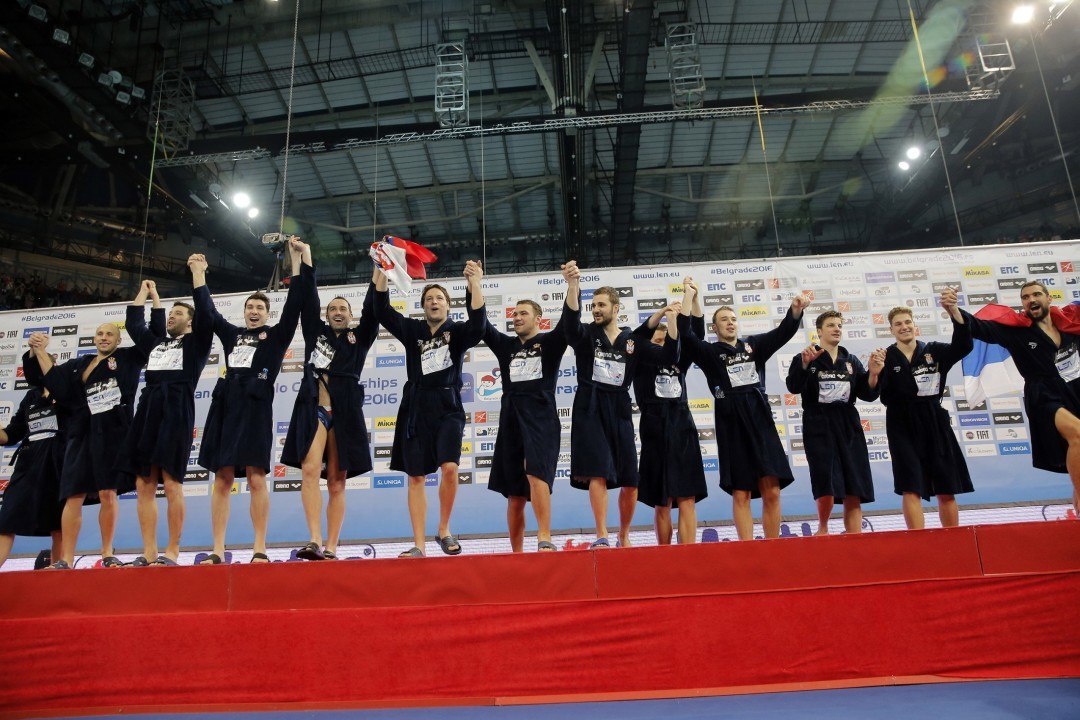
top-left (0, 240), bottom-right (1076, 553)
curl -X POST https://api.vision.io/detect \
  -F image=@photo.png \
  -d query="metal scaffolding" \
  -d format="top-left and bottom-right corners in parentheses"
top-left (666, 23), bottom-right (705, 110)
top-left (151, 69), bottom-right (197, 154)
top-left (434, 43), bottom-right (469, 128)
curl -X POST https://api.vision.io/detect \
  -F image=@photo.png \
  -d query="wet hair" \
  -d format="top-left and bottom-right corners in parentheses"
top-left (711, 305), bottom-right (736, 327)
top-left (815, 310), bottom-right (843, 330)
top-left (594, 286), bottom-right (621, 307)
top-left (420, 284), bottom-right (450, 305)
top-left (1020, 280), bottom-right (1049, 295)
top-left (172, 301), bottom-right (195, 320)
top-left (245, 292), bottom-right (270, 311)
top-left (887, 306), bottom-right (913, 324)
top-left (516, 299), bottom-right (542, 316)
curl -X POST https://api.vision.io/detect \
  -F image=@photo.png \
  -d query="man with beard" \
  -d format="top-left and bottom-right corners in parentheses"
top-left (564, 263), bottom-right (677, 548)
top-left (957, 281), bottom-right (1080, 505)
top-left (786, 311), bottom-right (885, 535)
top-left (678, 282), bottom-right (809, 540)
top-left (25, 317), bottom-right (153, 568)
top-left (877, 297), bottom-right (973, 529)
top-left (198, 238), bottom-right (308, 564)
top-left (372, 261), bottom-right (488, 558)
top-left (282, 262), bottom-right (379, 561)
top-left (120, 259), bottom-right (215, 566)
top-left (0, 375), bottom-right (65, 569)
top-left (632, 287), bottom-right (704, 545)
top-left (481, 265), bottom-right (575, 552)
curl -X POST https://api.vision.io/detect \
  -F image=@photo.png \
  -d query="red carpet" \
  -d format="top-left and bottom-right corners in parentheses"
top-left (0, 522), bottom-right (1078, 717)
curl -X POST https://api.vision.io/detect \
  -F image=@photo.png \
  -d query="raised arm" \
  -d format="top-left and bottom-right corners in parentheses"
top-left (455, 260), bottom-right (489, 348)
top-left (188, 254), bottom-right (216, 355)
top-left (750, 291), bottom-right (810, 361)
top-left (939, 287), bottom-right (974, 363)
top-left (856, 349), bottom-right (885, 400)
top-left (126, 280), bottom-right (163, 355)
top-left (354, 275), bottom-right (380, 351)
top-left (370, 266), bottom-right (408, 342)
top-left (560, 260), bottom-right (588, 347)
top-left (298, 250), bottom-right (322, 347)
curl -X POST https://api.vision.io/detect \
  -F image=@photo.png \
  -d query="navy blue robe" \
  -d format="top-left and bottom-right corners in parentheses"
top-left (0, 386), bottom-right (65, 535)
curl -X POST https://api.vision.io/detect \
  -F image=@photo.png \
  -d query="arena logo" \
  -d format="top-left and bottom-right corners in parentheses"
top-left (637, 298), bottom-right (667, 310)
top-left (1027, 263), bottom-right (1057, 274)
top-left (897, 270), bottom-right (928, 281)
top-left (704, 294), bottom-right (733, 305)
top-left (734, 280), bottom-right (765, 291)
top-left (992, 412), bottom-right (1025, 425)
top-left (931, 282), bottom-right (962, 293)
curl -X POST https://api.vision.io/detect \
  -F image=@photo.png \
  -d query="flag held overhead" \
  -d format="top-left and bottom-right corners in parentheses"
top-left (370, 235), bottom-right (438, 293)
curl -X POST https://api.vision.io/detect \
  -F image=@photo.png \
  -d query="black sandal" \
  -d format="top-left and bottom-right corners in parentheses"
top-left (127, 556), bottom-right (151, 567)
top-left (250, 552), bottom-right (270, 563)
top-left (101, 555), bottom-right (124, 568)
top-left (323, 549), bottom-right (338, 560)
top-left (437, 535), bottom-right (462, 556)
top-left (296, 542), bottom-right (325, 561)
top-left (199, 553), bottom-right (223, 565)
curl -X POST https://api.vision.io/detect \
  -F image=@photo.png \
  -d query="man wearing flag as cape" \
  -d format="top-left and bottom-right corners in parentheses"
top-left (957, 281), bottom-right (1080, 505)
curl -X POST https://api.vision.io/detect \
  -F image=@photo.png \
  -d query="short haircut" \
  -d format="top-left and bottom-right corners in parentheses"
top-left (327, 296), bottom-right (352, 313)
top-left (516, 299), bottom-right (542, 316)
top-left (887, 306), bottom-right (913, 324)
top-left (420, 283), bottom-right (449, 305)
top-left (246, 292), bottom-right (270, 311)
top-left (711, 305), bottom-right (735, 327)
top-left (1020, 280), bottom-right (1048, 295)
top-left (172, 301), bottom-right (195, 320)
top-left (594, 286), bottom-right (620, 307)
top-left (815, 310), bottom-right (843, 330)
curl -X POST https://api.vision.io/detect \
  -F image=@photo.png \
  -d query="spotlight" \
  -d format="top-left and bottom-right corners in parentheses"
top-left (247, 207), bottom-right (260, 219)
top-left (51, 28), bottom-right (70, 45)
top-left (898, 161), bottom-right (911, 171)
top-left (77, 52), bottom-right (94, 69)
top-left (131, 86), bottom-right (145, 100)
top-left (97, 72), bottom-right (113, 88)
top-left (232, 192), bottom-right (251, 208)
top-left (906, 146), bottom-right (922, 160)
top-left (1011, 4), bottom-right (1035, 24)
top-left (115, 91), bottom-right (131, 105)
top-left (27, 4), bottom-right (47, 21)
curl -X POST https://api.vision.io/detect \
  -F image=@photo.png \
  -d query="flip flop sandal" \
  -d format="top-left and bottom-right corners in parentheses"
top-left (153, 555), bottom-right (179, 566)
top-left (398, 546), bottom-right (424, 558)
top-left (101, 556), bottom-right (124, 568)
top-left (589, 538), bottom-right (611, 549)
top-left (127, 556), bottom-right (151, 567)
top-left (46, 560), bottom-right (70, 570)
top-left (296, 542), bottom-right (325, 561)
top-left (537, 540), bottom-right (557, 552)
top-left (250, 552), bottom-right (270, 563)
top-left (437, 535), bottom-right (462, 555)
top-left (323, 549), bottom-right (338, 560)
top-left (199, 553), bottom-right (223, 565)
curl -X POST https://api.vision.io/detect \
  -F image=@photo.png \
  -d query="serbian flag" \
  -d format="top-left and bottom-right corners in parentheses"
top-left (369, 235), bottom-right (437, 293)
top-left (961, 302), bottom-right (1080, 404)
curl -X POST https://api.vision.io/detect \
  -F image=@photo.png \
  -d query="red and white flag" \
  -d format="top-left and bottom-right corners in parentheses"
top-left (369, 235), bottom-right (437, 293)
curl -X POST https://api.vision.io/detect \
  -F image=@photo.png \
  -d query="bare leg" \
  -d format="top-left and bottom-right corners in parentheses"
top-left (587, 478), bottom-right (608, 541)
top-left (50, 531), bottom-right (61, 564)
top-left (815, 496), bottom-right (834, 536)
top-left (97, 489), bottom-right (118, 558)
top-left (842, 496), bottom-right (863, 534)
top-left (0, 533), bottom-right (13, 568)
top-left (325, 475), bottom-right (346, 555)
top-left (60, 494), bottom-right (85, 566)
top-left (206, 468), bottom-right (234, 561)
top-left (407, 475), bottom-right (427, 551)
top-left (299, 423), bottom-right (329, 546)
top-left (758, 476), bottom-right (782, 539)
top-left (437, 462), bottom-right (459, 539)
top-left (654, 503), bottom-right (673, 545)
top-left (1053, 408), bottom-right (1080, 501)
top-left (732, 490), bottom-right (753, 541)
top-left (135, 471), bottom-right (160, 560)
top-left (162, 472), bottom-right (185, 560)
top-left (507, 496), bottom-right (527, 552)
top-left (247, 468), bottom-right (270, 557)
top-left (675, 497), bottom-right (697, 544)
top-left (902, 492), bottom-right (925, 530)
top-left (527, 475), bottom-right (552, 546)
top-left (937, 494), bottom-right (959, 528)
top-left (617, 486), bottom-right (637, 547)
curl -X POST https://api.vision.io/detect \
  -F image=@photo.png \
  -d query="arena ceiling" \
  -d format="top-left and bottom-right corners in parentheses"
top-left (0, 0), bottom-right (1076, 293)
